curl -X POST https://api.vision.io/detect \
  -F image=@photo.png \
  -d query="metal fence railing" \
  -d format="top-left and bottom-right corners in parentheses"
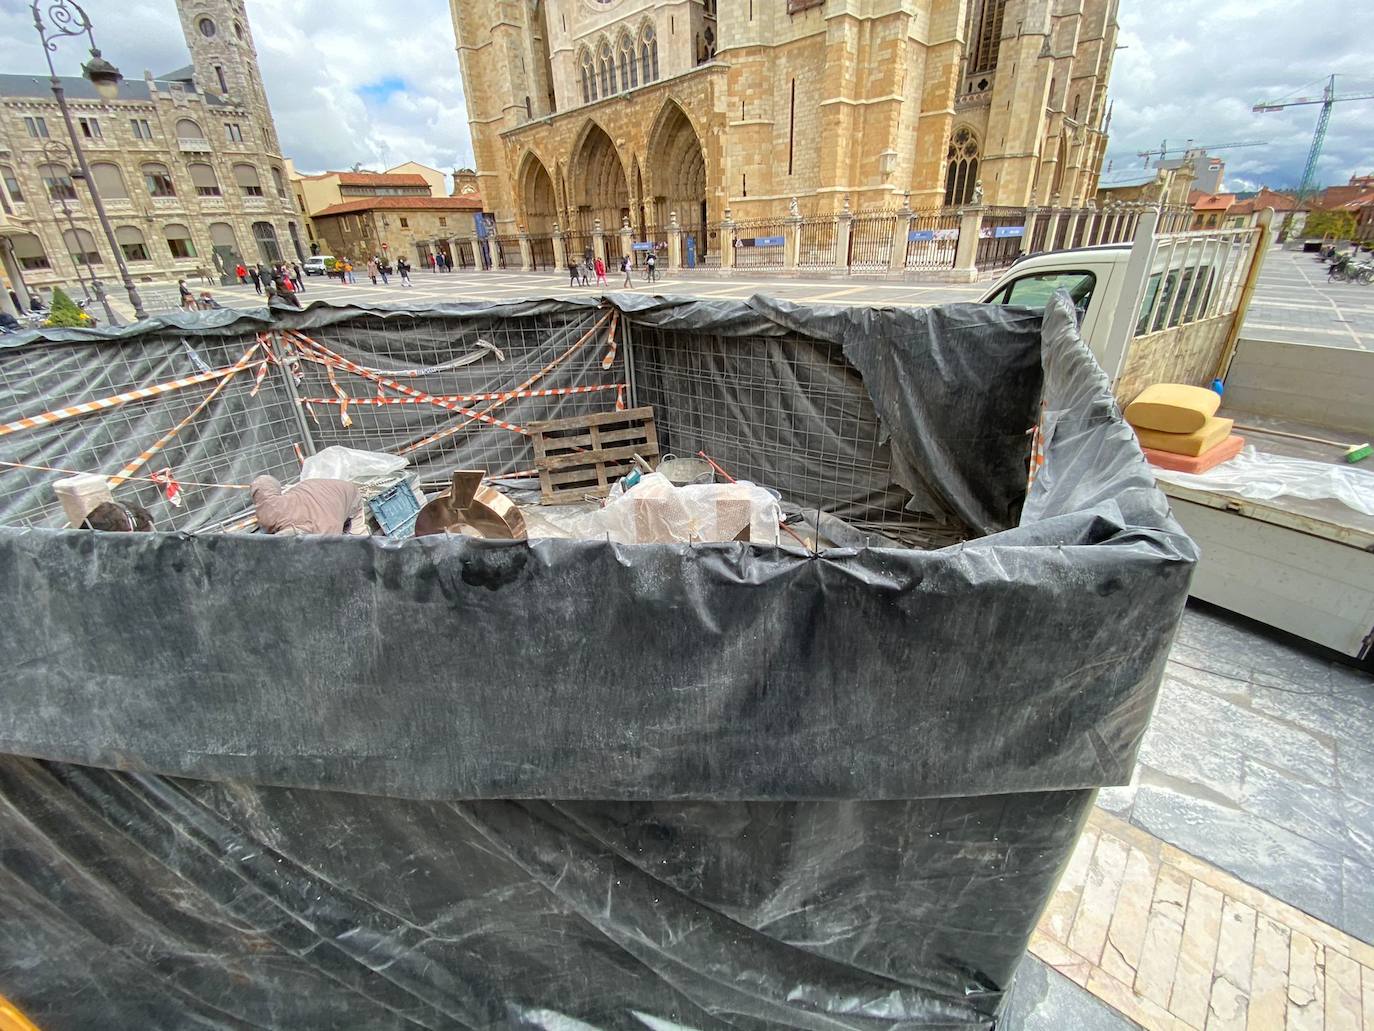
top-left (974, 209), bottom-right (1027, 273)
top-left (797, 216), bottom-right (838, 270)
top-left (528, 235), bottom-right (556, 271)
top-left (729, 219), bottom-right (789, 270)
top-left (632, 224), bottom-right (669, 270)
top-left (903, 210), bottom-right (961, 271)
top-left (847, 212), bottom-right (896, 273)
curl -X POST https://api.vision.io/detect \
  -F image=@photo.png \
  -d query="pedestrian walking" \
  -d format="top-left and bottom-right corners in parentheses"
top-left (646, 253), bottom-right (657, 283)
top-left (568, 260), bottom-right (580, 287)
top-left (367, 258), bottom-right (379, 285)
top-left (248, 266), bottom-right (262, 295)
top-left (430, 254), bottom-right (438, 274)
top-left (235, 262), bottom-right (247, 285)
top-left (620, 255), bottom-right (631, 288)
top-left (578, 259), bottom-right (591, 287)
top-left (344, 260), bottom-right (355, 284)
top-left (594, 256), bottom-right (607, 285)
top-left (292, 262), bottom-right (305, 292)
top-left (398, 258), bottom-right (412, 286)
top-left (379, 260), bottom-right (390, 285)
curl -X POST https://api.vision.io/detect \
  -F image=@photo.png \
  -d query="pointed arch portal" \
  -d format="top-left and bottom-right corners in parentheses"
top-left (645, 100), bottom-right (706, 231)
top-left (571, 122), bottom-right (629, 236)
top-left (518, 153), bottom-right (557, 235)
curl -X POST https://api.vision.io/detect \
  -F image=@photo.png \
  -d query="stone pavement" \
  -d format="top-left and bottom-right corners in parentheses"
top-left (1013, 600), bottom-right (1374, 1030)
top-left (1243, 248), bottom-right (1374, 350)
top-left (1030, 806), bottom-right (1373, 1030)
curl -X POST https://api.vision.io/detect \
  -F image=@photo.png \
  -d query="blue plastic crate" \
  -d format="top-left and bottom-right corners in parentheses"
top-left (368, 480), bottom-right (421, 538)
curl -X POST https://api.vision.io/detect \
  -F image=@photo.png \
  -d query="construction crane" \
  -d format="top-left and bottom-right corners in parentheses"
top-left (1136, 140), bottom-right (1267, 168)
top-left (1253, 75), bottom-right (1374, 202)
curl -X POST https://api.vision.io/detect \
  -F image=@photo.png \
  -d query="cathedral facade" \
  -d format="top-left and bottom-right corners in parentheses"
top-left (453, 0), bottom-right (1118, 253)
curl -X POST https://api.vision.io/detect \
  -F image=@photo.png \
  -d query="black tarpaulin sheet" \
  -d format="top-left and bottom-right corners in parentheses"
top-left (0, 295), bottom-right (1195, 1029)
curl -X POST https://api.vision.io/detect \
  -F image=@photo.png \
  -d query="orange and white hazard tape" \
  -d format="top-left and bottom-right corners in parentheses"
top-left (284, 330), bottom-right (528, 436)
top-left (109, 342), bottom-right (262, 486)
top-left (296, 383), bottom-right (624, 406)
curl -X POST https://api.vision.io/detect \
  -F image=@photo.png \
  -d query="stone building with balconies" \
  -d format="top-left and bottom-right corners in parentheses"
top-left (0, 0), bottom-right (299, 307)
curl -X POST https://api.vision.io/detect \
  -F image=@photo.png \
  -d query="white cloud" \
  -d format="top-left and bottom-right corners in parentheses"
top-left (5, 2), bottom-right (1367, 197)
top-left (1108, 1), bottom-right (1374, 192)
top-left (0, 0), bottom-right (474, 176)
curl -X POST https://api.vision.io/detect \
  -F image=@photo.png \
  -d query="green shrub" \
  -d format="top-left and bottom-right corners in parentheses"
top-left (43, 287), bottom-right (91, 329)
top-left (1303, 209), bottom-right (1357, 241)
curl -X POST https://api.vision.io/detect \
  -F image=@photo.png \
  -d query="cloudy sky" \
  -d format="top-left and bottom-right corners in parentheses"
top-left (2, 1), bottom-right (1369, 192)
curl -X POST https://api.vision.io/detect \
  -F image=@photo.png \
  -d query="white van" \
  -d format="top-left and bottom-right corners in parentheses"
top-left (303, 255), bottom-right (333, 277)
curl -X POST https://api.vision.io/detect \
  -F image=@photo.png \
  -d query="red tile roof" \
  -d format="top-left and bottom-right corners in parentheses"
top-left (1191, 193), bottom-right (1235, 211)
top-left (1228, 188), bottom-right (1298, 215)
top-left (312, 196), bottom-right (485, 218)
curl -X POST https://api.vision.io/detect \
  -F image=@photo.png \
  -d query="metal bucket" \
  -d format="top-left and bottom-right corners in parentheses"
top-left (658, 454), bottom-right (715, 486)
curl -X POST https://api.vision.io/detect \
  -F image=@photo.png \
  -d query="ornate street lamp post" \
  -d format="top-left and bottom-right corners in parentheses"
top-left (39, 138), bottom-right (119, 323)
top-left (31, 0), bottom-right (148, 320)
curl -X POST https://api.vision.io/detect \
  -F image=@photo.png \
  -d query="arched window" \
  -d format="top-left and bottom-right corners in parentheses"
top-left (164, 223), bottom-right (196, 259)
top-left (1, 165), bottom-right (23, 203)
top-left (271, 165), bottom-right (287, 198)
top-left (252, 221), bottom-right (282, 263)
top-left (639, 23), bottom-right (659, 83)
top-left (38, 163), bottom-right (77, 201)
top-left (209, 221), bottom-right (238, 254)
top-left (115, 225), bottom-right (150, 262)
top-left (174, 118), bottom-right (204, 141)
top-left (580, 47), bottom-right (596, 103)
top-left (62, 227), bottom-right (101, 265)
top-left (142, 162), bottom-right (176, 197)
top-left (189, 163), bottom-right (220, 196)
top-left (90, 162), bottom-right (127, 199)
top-left (618, 32), bottom-right (637, 90)
top-left (943, 127), bottom-right (980, 206)
top-left (12, 233), bottom-right (48, 270)
top-left (233, 163), bottom-right (264, 197)
top-left (598, 39), bottom-right (615, 96)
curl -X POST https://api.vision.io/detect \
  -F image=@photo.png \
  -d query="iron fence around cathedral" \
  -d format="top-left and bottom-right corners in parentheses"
top-left (797, 216), bottom-right (839, 269)
top-left (974, 208), bottom-right (1029, 273)
top-left (903, 210), bottom-right (961, 271)
top-left (631, 224), bottom-right (670, 270)
top-left (846, 212), bottom-right (897, 272)
top-left (729, 218), bottom-right (790, 270)
top-left (528, 235), bottom-right (557, 271)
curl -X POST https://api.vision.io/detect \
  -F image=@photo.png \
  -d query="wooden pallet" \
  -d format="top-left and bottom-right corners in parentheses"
top-left (529, 406), bottom-right (659, 504)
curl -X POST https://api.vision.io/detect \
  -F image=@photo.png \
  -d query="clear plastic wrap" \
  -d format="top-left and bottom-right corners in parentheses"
top-left (1153, 444), bottom-right (1374, 515)
top-left (581, 472), bottom-right (783, 544)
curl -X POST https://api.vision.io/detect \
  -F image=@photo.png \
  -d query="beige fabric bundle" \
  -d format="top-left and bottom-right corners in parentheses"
top-left (1125, 383), bottom-right (1220, 433)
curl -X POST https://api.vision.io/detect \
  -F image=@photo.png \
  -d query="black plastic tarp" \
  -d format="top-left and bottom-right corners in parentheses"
top-left (0, 295), bottom-right (1195, 1029)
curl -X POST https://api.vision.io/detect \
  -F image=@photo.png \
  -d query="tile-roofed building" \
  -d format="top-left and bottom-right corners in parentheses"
top-left (307, 195), bottom-right (492, 271)
top-left (0, 0), bottom-right (299, 312)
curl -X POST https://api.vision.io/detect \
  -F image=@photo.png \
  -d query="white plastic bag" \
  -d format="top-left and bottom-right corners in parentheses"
top-left (580, 473), bottom-right (782, 544)
top-left (300, 446), bottom-right (407, 484)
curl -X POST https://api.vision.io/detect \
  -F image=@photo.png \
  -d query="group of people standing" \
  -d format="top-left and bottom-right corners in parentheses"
top-left (234, 261), bottom-right (306, 299)
top-left (362, 256), bottom-right (413, 287)
top-left (567, 252), bottom-right (651, 290)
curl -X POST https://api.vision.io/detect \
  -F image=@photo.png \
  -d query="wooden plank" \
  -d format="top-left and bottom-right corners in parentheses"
top-left (548, 461), bottom-right (636, 486)
top-left (537, 424), bottom-right (657, 453)
top-left (527, 406), bottom-right (655, 435)
top-left (539, 442), bottom-right (659, 472)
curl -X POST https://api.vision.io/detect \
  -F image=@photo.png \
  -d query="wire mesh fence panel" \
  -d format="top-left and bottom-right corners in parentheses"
top-left (0, 307), bottom-right (631, 532)
top-left (0, 325), bottom-right (304, 531)
top-left (629, 323), bottom-right (966, 549)
top-left (730, 219), bottom-right (788, 270)
top-left (847, 213), bottom-right (896, 273)
top-left (528, 235), bottom-right (556, 270)
top-left (904, 211), bottom-right (960, 271)
top-left (283, 309), bottom-right (626, 490)
top-left (797, 217), bottom-right (838, 269)
top-left (974, 210), bottom-right (1027, 273)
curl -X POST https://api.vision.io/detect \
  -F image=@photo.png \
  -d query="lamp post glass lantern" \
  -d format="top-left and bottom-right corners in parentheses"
top-left (31, 0), bottom-right (148, 320)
